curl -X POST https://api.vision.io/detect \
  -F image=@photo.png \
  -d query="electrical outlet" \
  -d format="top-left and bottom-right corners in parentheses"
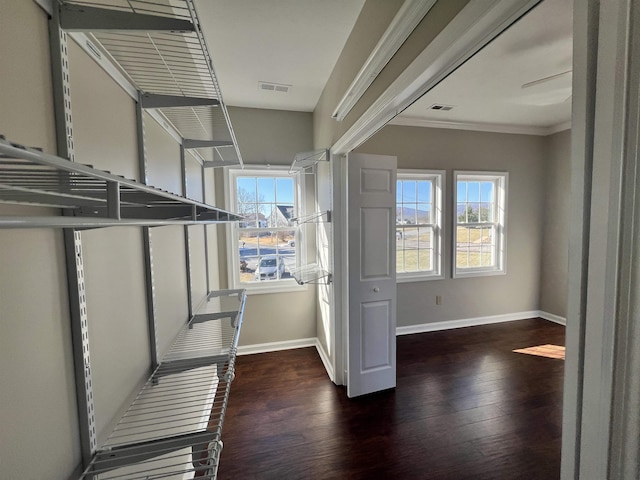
top-left (436, 295), bottom-right (442, 305)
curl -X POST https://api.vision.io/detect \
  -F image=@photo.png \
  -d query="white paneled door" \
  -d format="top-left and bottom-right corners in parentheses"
top-left (347, 153), bottom-right (397, 397)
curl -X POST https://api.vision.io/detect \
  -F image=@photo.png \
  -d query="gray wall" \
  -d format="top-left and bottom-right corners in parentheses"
top-left (540, 130), bottom-right (571, 318)
top-left (357, 125), bottom-right (547, 326)
top-left (69, 39), bottom-right (151, 444)
top-left (0, 3), bottom-right (81, 478)
top-left (223, 107), bottom-right (318, 345)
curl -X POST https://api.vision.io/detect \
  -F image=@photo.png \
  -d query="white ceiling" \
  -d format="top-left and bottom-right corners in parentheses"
top-left (394, 0), bottom-right (573, 134)
top-left (195, 0), bottom-right (365, 112)
top-left (195, 0), bottom-right (572, 133)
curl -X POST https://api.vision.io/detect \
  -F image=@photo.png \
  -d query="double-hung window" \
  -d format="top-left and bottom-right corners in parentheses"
top-left (396, 170), bottom-right (444, 281)
top-left (228, 167), bottom-right (302, 291)
top-left (454, 171), bottom-right (507, 277)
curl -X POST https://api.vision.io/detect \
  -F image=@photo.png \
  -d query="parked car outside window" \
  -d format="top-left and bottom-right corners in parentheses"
top-left (254, 255), bottom-right (285, 281)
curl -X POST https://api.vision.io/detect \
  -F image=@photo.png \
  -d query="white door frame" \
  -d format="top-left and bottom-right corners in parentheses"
top-left (329, 0), bottom-right (640, 476)
top-left (563, 0), bottom-right (640, 477)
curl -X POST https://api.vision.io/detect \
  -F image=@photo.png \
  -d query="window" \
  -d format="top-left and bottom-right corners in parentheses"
top-left (228, 167), bottom-right (302, 291)
top-left (396, 170), bottom-right (444, 281)
top-left (454, 171), bottom-right (507, 277)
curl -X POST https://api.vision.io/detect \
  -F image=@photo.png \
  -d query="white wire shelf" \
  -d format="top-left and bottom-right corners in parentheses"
top-left (289, 263), bottom-right (332, 285)
top-left (289, 149), bottom-right (328, 174)
top-left (61, 0), bottom-right (243, 167)
top-left (0, 137), bottom-right (242, 228)
top-left (81, 289), bottom-right (245, 479)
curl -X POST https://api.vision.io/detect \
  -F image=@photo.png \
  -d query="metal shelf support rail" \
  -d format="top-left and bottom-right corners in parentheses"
top-left (49, 7), bottom-right (97, 467)
top-left (80, 289), bottom-right (246, 479)
top-left (0, 137), bottom-right (243, 228)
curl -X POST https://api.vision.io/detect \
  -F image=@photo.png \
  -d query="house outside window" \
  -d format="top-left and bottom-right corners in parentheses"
top-left (227, 167), bottom-right (303, 292)
top-left (454, 171), bottom-right (507, 277)
top-left (396, 170), bottom-right (445, 281)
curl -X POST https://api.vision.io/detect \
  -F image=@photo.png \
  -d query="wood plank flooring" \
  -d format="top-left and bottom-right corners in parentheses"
top-left (217, 318), bottom-right (565, 479)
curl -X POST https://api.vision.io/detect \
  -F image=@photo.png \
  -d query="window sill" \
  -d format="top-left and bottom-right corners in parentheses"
top-left (397, 273), bottom-right (444, 283)
top-left (453, 268), bottom-right (506, 279)
top-left (239, 280), bottom-right (309, 296)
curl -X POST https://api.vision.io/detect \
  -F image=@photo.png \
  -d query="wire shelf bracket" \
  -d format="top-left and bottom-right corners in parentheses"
top-left (289, 263), bottom-right (333, 286)
top-left (290, 210), bottom-right (331, 225)
top-left (289, 149), bottom-right (329, 174)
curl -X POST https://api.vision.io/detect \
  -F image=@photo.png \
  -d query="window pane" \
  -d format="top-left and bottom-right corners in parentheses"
top-left (481, 181), bottom-right (494, 202)
top-left (418, 249), bottom-right (431, 271)
top-left (237, 177), bottom-right (256, 199)
top-left (239, 229), bottom-right (297, 283)
top-left (457, 225), bottom-right (496, 269)
top-left (276, 177), bottom-right (294, 204)
top-left (416, 203), bottom-right (431, 224)
top-left (403, 248), bottom-right (419, 272)
top-left (396, 226), bottom-right (433, 273)
top-left (402, 180), bottom-right (417, 203)
top-left (417, 181), bottom-right (431, 202)
top-left (257, 177), bottom-right (275, 203)
top-left (467, 182), bottom-right (480, 202)
top-left (418, 227), bottom-right (432, 249)
top-left (396, 181), bottom-right (403, 203)
top-left (479, 202), bottom-right (493, 222)
top-left (238, 231), bottom-right (258, 282)
top-left (457, 203), bottom-right (467, 223)
top-left (457, 181), bottom-right (467, 202)
top-left (456, 250), bottom-right (469, 269)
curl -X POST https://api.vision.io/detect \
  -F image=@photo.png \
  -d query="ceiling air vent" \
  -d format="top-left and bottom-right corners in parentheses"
top-left (259, 81), bottom-right (291, 93)
top-left (430, 104), bottom-right (454, 111)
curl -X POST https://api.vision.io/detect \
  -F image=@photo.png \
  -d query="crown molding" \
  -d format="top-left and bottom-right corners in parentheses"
top-left (388, 115), bottom-right (571, 136)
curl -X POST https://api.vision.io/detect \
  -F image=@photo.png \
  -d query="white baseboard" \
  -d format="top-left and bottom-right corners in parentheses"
top-left (315, 339), bottom-right (335, 382)
top-left (237, 310), bottom-right (566, 365)
top-left (237, 337), bottom-right (316, 356)
top-left (537, 310), bottom-right (567, 326)
top-left (396, 310), bottom-right (542, 336)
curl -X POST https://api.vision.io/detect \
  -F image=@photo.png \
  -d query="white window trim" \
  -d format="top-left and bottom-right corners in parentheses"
top-left (453, 170), bottom-right (508, 278)
top-left (396, 169), bottom-right (445, 283)
top-left (225, 165), bottom-right (307, 295)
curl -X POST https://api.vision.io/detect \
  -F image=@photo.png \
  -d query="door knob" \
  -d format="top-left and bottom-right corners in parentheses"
top-left (373, 287), bottom-right (380, 293)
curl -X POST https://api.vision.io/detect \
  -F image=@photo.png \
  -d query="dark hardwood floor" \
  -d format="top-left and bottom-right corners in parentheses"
top-left (217, 318), bottom-right (565, 480)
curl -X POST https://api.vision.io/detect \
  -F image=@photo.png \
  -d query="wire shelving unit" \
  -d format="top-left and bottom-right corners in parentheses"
top-left (80, 289), bottom-right (246, 479)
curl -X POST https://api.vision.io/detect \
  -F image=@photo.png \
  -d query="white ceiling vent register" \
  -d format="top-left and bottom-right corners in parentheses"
top-left (430, 104), bottom-right (454, 111)
top-left (259, 81), bottom-right (291, 93)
